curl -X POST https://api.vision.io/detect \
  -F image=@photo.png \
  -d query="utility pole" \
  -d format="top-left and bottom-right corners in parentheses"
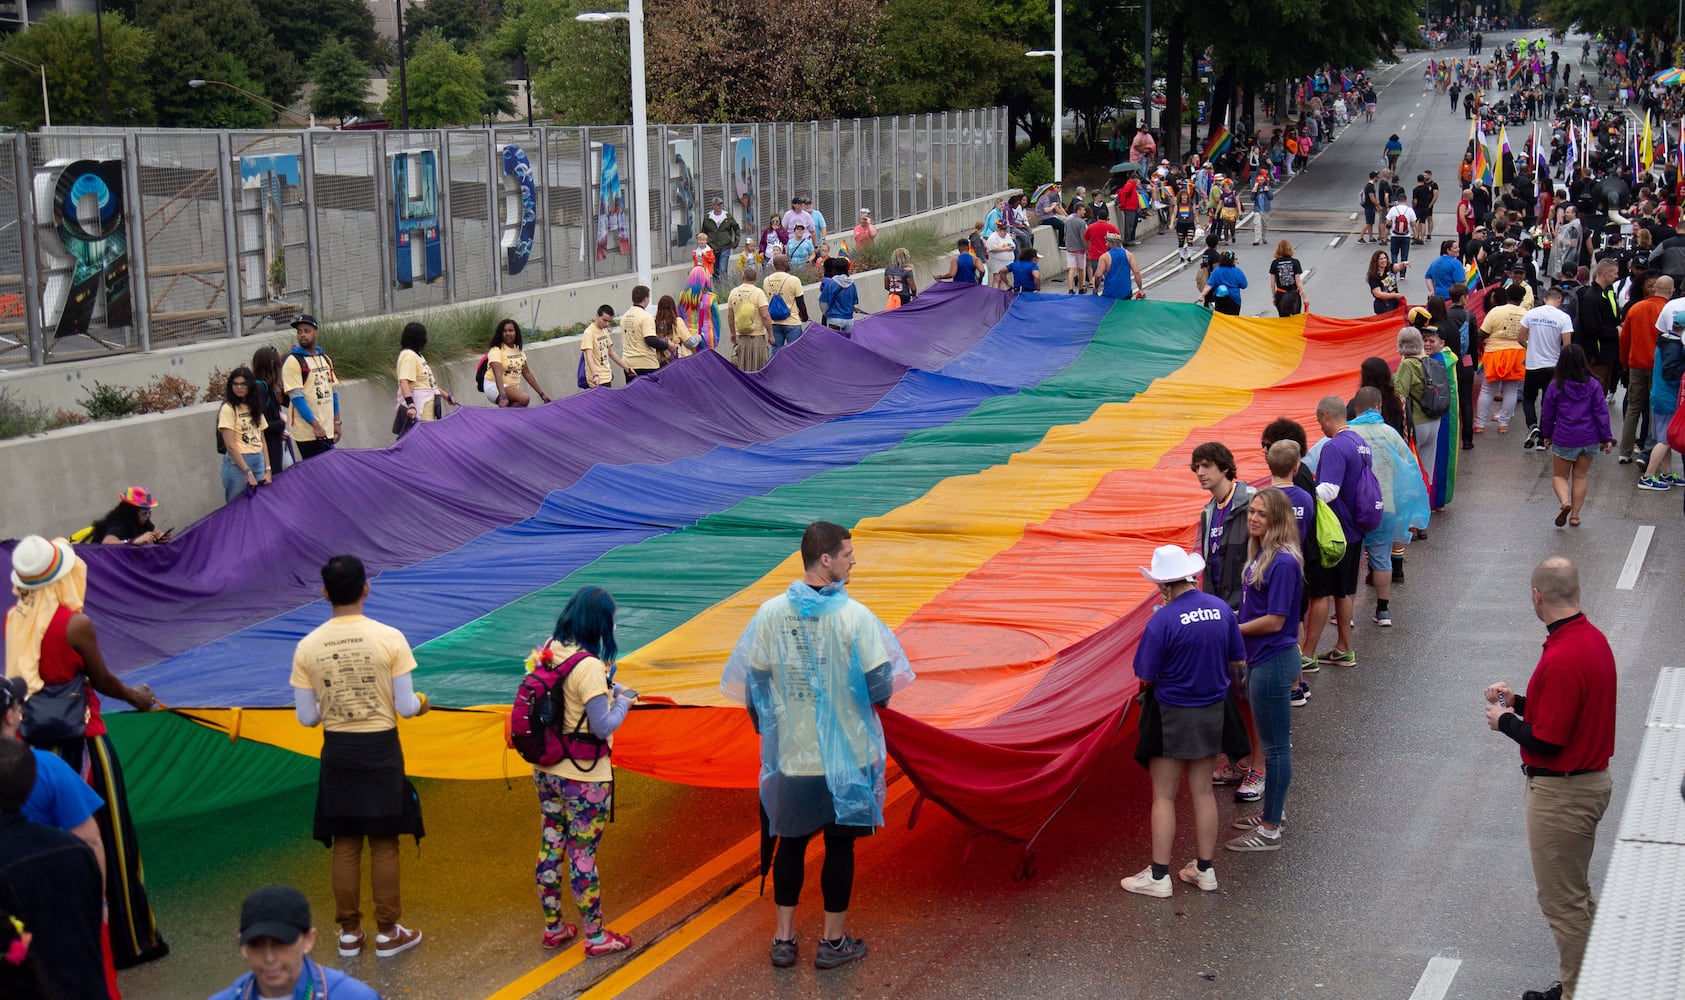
top-left (394, 0), bottom-right (410, 129)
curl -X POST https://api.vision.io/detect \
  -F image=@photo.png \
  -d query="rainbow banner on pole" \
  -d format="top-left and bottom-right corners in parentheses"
top-left (1203, 124), bottom-right (1232, 161)
top-left (7, 288), bottom-right (1404, 843)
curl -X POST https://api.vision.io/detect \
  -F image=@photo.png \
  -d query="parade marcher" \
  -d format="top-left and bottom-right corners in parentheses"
top-left (1199, 251), bottom-right (1248, 315)
top-left (1480, 283), bottom-right (1530, 433)
top-left (217, 367), bottom-right (271, 500)
top-left (290, 556), bottom-right (429, 960)
top-left (1638, 313), bottom-right (1685, 490)
top-left (207, 885), bottom-right (379, 1000)
top-left (1484, 557), bottom-right (1615, 1000)
top-left (721, 522), bottom-right (914, 971)
top-left (1094, 233), bottom-right (1141, 300)
top-left (1324, 386), bottom-right (1430, 628)
top-left (1225, 488), bottom-right (1305, 853)
top-left (1270, 240), bottom-right (1307, 317)
top-left (280, 315), bottom-right (339, 459)
top-left (484, 318), bottom-right (553, 406)
top-left (1121, 545), bottom-right (1246, 898)
top-left (1520, 287), bottom-right (1576, 450)
top-left (394, 323), bottom-right (456, 438)
top-left (4, 535), bottom-right (168, 970)
top-left (1303, 397), bottom-right (1384, 669)
top-left (1617, 275), bottom-right (1668, 463)
top-left (1539, 345), bottom-right (1614, 527)
top-left (525, 587), bottom-right (637, 956)
top-left (618, 286), bottom-right (663, 381)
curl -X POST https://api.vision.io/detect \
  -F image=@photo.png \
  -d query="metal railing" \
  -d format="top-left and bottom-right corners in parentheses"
top-left (0, 108), bottom-right (1010, 367)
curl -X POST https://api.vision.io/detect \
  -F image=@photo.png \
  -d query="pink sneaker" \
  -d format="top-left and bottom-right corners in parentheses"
top-left (585, 929), bottom-right (632, 957)
top-left (543, 924), bottom-right (578, 949)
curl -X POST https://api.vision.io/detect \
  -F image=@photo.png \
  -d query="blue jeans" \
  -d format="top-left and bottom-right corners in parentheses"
top-left (1247, 645), bottom-right (1297, 825)
top-left (771, 324), bottom-right (802, 352)
top-left (220, 450), bottom-right (266, 503)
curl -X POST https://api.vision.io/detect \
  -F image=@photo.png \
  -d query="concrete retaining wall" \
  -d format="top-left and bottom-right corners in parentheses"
top-left (0, 195), bottom-right (1068, 543)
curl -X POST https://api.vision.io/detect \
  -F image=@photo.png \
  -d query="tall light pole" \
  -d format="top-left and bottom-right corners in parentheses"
top-left (578, 1), bottom-right (652, 287)
top-left (188, 79), bottom-right (315, 127)
top-left (1026, 43), bottom-right (1062, 183)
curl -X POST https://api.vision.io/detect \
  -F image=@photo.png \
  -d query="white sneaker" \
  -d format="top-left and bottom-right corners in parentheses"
top-left (1178, 860), bottom-right (1218, 892)
top-left (1120, 866), bottom-right (1172, 898)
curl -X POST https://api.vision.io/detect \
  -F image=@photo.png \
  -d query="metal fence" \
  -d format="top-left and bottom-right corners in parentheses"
top-left (0, 107), bottom-right (1009, 367)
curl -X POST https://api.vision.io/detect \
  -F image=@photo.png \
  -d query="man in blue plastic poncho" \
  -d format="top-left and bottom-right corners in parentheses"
top-left (721, 521), bottom-right (914, 973)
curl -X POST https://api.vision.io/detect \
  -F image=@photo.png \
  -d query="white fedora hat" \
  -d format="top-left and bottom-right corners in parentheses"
top-left (11, 535), bottom-right (76, 591)
top-left (1139, 544), bottom-right (1205, 584)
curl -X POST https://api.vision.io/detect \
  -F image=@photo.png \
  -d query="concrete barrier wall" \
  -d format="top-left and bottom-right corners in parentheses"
top-left (0, 199), bottom-right (1068, 542)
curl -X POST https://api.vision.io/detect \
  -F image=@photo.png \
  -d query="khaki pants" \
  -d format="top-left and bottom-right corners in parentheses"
top-left (333, 834), bottom-right (401, 933)
top-left (734, 333), bottom-right (770, 372)
top-left (1619, 367), bottom-right (1652, 456)
top-left (1524, 770), bottom-right (1611, 999)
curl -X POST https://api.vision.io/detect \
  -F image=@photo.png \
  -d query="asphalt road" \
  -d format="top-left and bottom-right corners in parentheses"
top-left (117, 32), bottom-right (1685, 1000)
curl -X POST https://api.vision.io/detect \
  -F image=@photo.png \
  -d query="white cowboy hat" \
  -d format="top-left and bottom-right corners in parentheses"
top-left (1139, 544), bottom-right (1206, 584)
top-left (10, 535), bottom-right (76, 591)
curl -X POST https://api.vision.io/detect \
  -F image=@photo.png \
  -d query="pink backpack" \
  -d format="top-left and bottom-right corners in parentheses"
top-left (508, 648), bottom-right (609, 767)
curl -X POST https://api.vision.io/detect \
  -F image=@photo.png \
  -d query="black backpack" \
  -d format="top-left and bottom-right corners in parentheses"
top-left (1416, 357), bottom-right (1452, 418)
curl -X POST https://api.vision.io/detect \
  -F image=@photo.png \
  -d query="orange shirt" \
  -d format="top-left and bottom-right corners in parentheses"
top-left (1621, 294), bottom-right (1666, 370)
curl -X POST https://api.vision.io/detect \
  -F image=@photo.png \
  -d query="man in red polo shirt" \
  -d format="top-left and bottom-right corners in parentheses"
top-left (1484, 556), bottom-right (1616, 1000)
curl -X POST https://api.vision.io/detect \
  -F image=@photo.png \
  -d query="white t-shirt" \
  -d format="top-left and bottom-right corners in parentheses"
top-left (1654, 295), bottom-right (1685, 336)
top-left (1521, 304), bottom-right (1574, 369)
top-left (1385, 204), bottom-right (1417, 237)
top-left (985, 231), bottom-right (1016, 267)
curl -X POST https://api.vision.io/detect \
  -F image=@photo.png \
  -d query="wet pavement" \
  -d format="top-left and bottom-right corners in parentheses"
top-left (114, 33), bottom-right (1685, 1000)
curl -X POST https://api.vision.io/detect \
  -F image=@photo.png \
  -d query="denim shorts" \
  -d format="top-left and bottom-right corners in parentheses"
top-left (1550, 444), bottom-right (1599, 462)
top-left (1361, 530), bottom-right (1393, 572)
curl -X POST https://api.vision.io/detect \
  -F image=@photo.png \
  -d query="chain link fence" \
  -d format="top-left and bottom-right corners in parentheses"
top-left (1, 107), bottom-right (1007, 367)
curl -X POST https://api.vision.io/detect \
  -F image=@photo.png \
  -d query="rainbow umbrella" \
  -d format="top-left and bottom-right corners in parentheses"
top-left (1031, 182), bottom-right (1061, 203)
top-left (1653, 68), bottom-right (1685, 86)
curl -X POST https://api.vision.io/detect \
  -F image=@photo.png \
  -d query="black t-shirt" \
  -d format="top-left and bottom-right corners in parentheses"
top-left (1368, 272), bottom-right (1399, 314)
top-left (0, 814), bottom-right (109, 1000)
top-left (1271, 256), bottom-right (1303, 290)
top-left (1412, 184), bottom-right (1433, 215)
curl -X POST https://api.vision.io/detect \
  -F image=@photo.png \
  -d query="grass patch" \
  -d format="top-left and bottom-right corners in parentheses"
top-left (317, 305), bottom-right (502, 390)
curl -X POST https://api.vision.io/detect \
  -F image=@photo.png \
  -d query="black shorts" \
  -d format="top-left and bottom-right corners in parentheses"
top-left (1306, 540), bottom-right (1362, 599)
top-left (1176, 218), bottom-right (1195, 235)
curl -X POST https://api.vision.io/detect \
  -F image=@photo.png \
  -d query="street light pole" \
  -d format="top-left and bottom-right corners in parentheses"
top-left (1026, 47), bottom-right (1060, 182)
top-left (577, 2), bottom-right (652, 287)
top-left (93, 0), bottom-right (110, 125)
top-left (1143, 0), bottom-right (1153, 142)
top-left (188, 79), bottom-right (314, 127)
top-left (394, 0), bottom-right (411, 129)
top-left (0, 51), bottom-right (51, 127)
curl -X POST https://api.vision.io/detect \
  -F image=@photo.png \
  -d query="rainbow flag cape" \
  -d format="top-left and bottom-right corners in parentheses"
top-left (3, 289), bottom-right (1406, 843)
top-left (1464, 259), bottom-right (1483, 290)
top-left (1203, 125), bottom-right (1232, 161)
top-left (1474, 125), bottom-right (1493, 185)
top-left (1508, 60), bottom-right (1525, 82)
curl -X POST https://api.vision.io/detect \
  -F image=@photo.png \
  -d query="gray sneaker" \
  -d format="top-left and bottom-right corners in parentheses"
top-left (770, 937), bottom-right (797, 969)
top-left (814, 933), bottom-right (868, 970)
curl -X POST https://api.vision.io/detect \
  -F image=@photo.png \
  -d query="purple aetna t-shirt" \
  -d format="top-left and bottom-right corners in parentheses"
top-left (1278, 484), bottom-right (1314, 546)
top-left (1133, 589), bottom-right (1245, 707)
top-left (1316, 428), bottom-right (1370, 542)
top-left (1240, 553), bottom-right (1305, 663)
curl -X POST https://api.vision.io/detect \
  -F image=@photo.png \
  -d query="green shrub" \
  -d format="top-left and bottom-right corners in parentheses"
top-left (80, 381), bottom-right (142, 422)
top-left (1010, 145), bottom-right (1054, 192)
top-left (314, 305), bottom-right (501, 389)
top-left (0, 386), bottom-right (53, 439)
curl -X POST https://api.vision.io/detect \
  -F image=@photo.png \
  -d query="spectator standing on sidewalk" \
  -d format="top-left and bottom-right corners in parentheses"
top-left (1485, 557), bottom-right (1615, 1000)
top-left (701, 196), bottom-right (741, 283)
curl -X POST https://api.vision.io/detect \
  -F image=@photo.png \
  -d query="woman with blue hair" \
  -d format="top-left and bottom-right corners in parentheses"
top-left (526, 587), bottom-right (636, 956)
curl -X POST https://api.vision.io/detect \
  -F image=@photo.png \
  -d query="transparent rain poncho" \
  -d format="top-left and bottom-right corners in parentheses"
top-left (721, 580), bottom-right (915, 837)
top-left (1308, 409), bottom-right (1431, 546)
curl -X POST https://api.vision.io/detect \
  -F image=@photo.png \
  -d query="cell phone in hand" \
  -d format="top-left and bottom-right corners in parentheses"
top-left (621, 689), bottom-right (639, 701)
top-left (157, 527), bottom-right (175, 542)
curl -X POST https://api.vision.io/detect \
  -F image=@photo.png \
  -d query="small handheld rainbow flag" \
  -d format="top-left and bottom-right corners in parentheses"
top-left (1203, 125), bottom-right (1232, 161)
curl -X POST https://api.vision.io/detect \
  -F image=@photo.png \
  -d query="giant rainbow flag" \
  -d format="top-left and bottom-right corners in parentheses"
top-left (2, 286), bottom-right (1402, 846)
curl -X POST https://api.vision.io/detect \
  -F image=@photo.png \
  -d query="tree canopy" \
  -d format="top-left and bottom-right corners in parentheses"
top-left (384, 31), bottom-right (486, 126)
top-left (0, 12), bottom-right (154, 127)
top-left (309, 38), bottom-right (374, 123)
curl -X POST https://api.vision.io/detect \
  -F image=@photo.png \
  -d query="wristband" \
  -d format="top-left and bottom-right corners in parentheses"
top-left (404, 397), bottom-right (415, 405)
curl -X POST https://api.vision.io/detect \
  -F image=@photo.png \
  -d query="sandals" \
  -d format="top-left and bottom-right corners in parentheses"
top-left (1554, 503), bottom-right (1571, 527)
top-left (1569, 515), bottom-right (1582, 527)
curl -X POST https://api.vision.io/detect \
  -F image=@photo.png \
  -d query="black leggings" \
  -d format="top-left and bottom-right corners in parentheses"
top-left (1522, 366), bottom-right (1555, 429)
top-left (771, 824), bottom-right (859, 911)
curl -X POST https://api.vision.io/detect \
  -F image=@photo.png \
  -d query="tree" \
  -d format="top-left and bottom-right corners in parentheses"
top-left (475, 45), bottom-right (518, 120)
top-left (0, 11), bottom-right (154, 127)
top-left (383, 31), bottom-right (485, 126)
top-left (309, 37), bottom-right (373, 123)
top-left (644, 0), bottom-right (882, 121)
top-left (502, 0), bottom-right (630, 124)
top-left (255, 0), bottom-right (379, 70)
top-left (142, 0), bottom-right (303, 126)
top-left (405, 0), bottom-right (504, 48)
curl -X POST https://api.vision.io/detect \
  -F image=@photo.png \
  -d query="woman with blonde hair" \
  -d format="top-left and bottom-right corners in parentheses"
top-left (1227, 487), bottom-right (1304, 853)
top-left (883, 248), bottom-right (917, 308)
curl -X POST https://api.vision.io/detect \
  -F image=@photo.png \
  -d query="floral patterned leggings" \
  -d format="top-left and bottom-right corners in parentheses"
top-left (533, 772), bottom-right (612, 934)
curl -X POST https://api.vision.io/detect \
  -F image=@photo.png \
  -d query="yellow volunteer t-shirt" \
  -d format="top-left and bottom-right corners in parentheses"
top-left (216, 403), bottom-right (267, 455)
top-left (289, 614), bottom-right (418, 733)
top-left (727, 285), bottom-right (770, 336)
top-left (534, 641), bottom-right (615, 782)
top-left (583, 323), bottom-right (614, 387)
top-left (619, 305), bottom-right (659, 370)
top-left (763, 272), bottom-right (803, 324)
top-left (670, 316), bottom-right (694, 359)
top-left (396, 348), bottom-right (439, 421)
top-left (280, 350), bottom-right (337, 441)
top-left (487, 345), bottom-right (528, 388)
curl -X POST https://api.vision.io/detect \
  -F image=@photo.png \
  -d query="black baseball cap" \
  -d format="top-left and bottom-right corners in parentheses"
top-left (290, 314), bottom-right (318, 331)
top-left (239, 885), bottom-right (312, 945)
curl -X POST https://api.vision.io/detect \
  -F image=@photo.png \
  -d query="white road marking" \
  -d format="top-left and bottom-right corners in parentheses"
top-left (1408, 955), bottom-right (1462, 1000)
top-left (1415, 102), bottom-right (1422, 108)
top-left (1348, 212), bottom-right (1358, 220)
top-left (1328, 237), bottom-right (1342, 248)
top-left (1616, 525), bottom-right (1656, 590)
top-left (1409, 113), bottom-right (1416, 118)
